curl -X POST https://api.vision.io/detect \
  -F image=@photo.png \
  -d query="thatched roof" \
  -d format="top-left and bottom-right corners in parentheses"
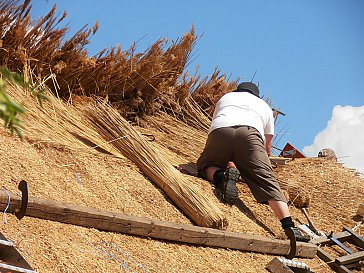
top-left (0, 1), bottom-right (363, 272)
top-left (1, 83), bottom-right (363, 272)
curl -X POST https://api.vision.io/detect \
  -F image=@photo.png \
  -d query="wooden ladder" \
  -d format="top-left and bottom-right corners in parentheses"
top-left (310, 227), bottom-right (364, 273)
top-left (0, 231), bottom-right (37, 273)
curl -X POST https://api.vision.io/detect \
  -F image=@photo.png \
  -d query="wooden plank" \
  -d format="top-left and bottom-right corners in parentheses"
top-left (336, 251), bottom-right (364, 265)
top-left (317, 248), bottom-right (354, 273)
top-left (332, 264), bottom-right (353, 273)
top-left (0, 263), bottom-right (37, 273)
top-left (0, 232), bottom-right (36, 271)
top-left (269, 157), bottom-right (290, 165)
top-left (343, 227), bottom-right (364, 249)
top-left (266, 257), bottom-right (294, 273)
top-left (346, 262), bottom-right (362, 269)
top-left (316, 248), bottom-right (334, 263)
top-left (0, 239), bottom-right (13, 247)
top-left (0, 190), bottom-right (317, 258)
top-left (310, 232), bottom-right (352, 245)
top-left (266, 257), bottom-right (312, 273)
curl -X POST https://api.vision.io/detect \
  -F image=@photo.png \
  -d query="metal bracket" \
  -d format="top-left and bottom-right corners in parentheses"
top-left (15, 180), bottom-right (28, 220)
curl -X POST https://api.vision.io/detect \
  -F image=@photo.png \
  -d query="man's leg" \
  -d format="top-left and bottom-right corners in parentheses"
top-left (231, 127), bottom-right (309, 247)
top-left (268, 200), bottom-right (291, 220)
top-left (204, 166), bottom-right (221, 182)
top-left (268, 199), bottom-right (310, 256)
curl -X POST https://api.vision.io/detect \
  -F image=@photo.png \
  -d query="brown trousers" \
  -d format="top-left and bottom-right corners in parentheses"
top-left (197, 126), bottom-right (287, 203)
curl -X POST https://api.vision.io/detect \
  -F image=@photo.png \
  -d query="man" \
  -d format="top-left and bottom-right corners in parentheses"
top-left (196, 82), bottom-right (309, 254)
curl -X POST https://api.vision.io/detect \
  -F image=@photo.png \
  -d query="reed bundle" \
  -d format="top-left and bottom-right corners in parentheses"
top-left (86, 102), bottom-right (227, 228)
top-left (277, 179), bottom-right (311, 208)
top-left (0, 0), bottom-right (238, 131)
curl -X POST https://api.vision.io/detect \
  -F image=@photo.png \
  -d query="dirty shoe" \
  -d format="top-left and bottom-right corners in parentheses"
top-left (221, 168), bottom-right (239, 205)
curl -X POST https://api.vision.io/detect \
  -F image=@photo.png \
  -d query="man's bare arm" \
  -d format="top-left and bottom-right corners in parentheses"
top-left (265, 134), bottom-right (273, 156)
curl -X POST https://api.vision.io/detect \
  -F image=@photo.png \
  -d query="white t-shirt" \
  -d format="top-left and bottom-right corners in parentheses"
top-left (209, 91), bottom-right (275, 143)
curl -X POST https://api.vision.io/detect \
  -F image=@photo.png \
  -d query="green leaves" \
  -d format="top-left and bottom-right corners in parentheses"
top-left (0, 66), bottom-right (49, 139)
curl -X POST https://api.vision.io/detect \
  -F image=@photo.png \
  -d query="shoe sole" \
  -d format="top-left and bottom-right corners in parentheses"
top-left (223, 168), bottom-right (239, 205)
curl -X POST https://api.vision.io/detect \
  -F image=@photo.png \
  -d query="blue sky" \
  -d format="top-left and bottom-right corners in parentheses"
top-left (31, 1), bottom-right (364, 172)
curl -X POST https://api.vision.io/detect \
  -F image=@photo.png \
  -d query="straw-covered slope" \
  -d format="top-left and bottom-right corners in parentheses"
top-left (0, 1), bottom-right (363, 273)
top-left (0, 85), bottom-right (363, 273)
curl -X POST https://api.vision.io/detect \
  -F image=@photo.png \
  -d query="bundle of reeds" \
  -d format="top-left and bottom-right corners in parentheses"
top-left (86, 102), bottom-right (227, 228)
top-left (0, 0), bottom-right (238, 132)
top-left (277, 179), bottom-right (311, 208)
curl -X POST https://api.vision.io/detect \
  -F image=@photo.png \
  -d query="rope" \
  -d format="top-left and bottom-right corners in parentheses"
top-left (3, 189), bottom-right (11, 224)
top-left (78, 234), bottom-right (149, 273)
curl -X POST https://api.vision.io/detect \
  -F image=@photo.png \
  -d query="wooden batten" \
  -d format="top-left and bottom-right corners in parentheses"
top-left (0, 190), bottom-right (317, 258)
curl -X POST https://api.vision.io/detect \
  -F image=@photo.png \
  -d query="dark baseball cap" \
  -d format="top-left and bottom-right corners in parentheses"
top-left (235, 82), bottom-right (260, 97)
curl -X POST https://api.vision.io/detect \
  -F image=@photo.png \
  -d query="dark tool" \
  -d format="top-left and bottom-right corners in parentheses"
top-left (285, 227), bottom-right (311, 259)
top-left (15, 180), bottom-right (28, 220)
top-left (287, 238), bottom-right (297, 260)
top-left (285, 227), bottom-right (297, 259)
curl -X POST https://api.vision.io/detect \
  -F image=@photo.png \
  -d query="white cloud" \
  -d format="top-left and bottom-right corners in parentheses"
top-left (303, 105), bottom-right (364, 176)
